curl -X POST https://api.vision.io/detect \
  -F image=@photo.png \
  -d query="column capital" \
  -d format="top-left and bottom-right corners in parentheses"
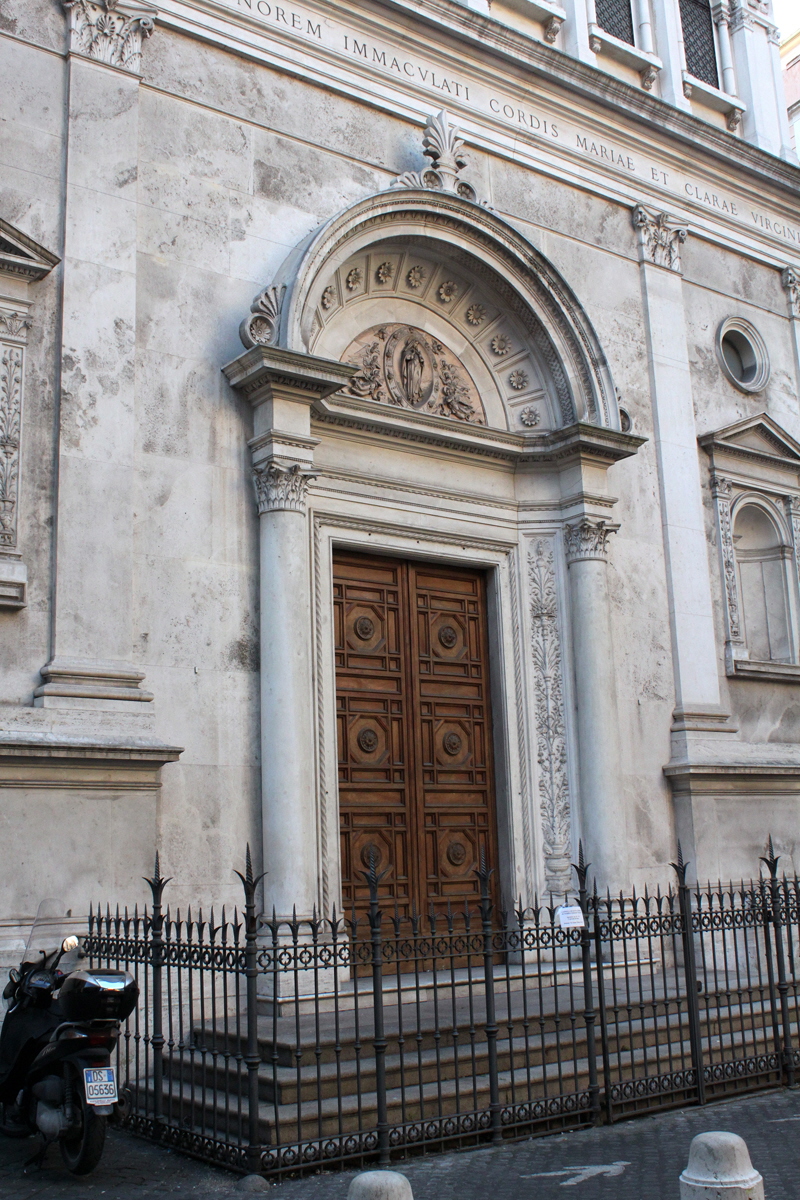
top-left (782, 266), bottom-right (800, 318)
top-left (252, 461), bottom-right (318, 515)
top-left (564, 516), bottom-right (616, 564)
top-left (223, 345), bottom-right (356, 409)
top-left (63, 0), bottom-right (157, 73)
top-left (632, 204), bottom-right (688, 273)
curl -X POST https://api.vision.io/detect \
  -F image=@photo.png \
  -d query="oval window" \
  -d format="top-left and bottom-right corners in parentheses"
top-left (716, 318), bottom-right (770, 393)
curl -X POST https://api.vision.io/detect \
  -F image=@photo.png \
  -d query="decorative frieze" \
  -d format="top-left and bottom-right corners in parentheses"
top-left (563, 517), bottom-right (613, 564)
top-left (391, 110), bottom-right (482, 204)
top-left (782, 266), bottom-right (800, 318)
top-left (711, 475), bottom-right (743, 646)
top-left (632, 204), bottom-right (688, 273)
top-left (528, 539), bottom-right (572, 896)
top-left (252, 461), bottom-right (317, 514)
top-left (63, 0), bottom-right (156, 73)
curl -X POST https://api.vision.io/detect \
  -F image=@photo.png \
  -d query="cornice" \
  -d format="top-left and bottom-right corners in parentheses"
top-left (372, 0), bottom-right (800, 199)
top-left (315, 394), bottom-right (645, 466)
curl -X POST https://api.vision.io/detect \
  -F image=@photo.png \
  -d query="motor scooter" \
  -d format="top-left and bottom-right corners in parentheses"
top-left (0, 899), bottom-right (138, 1174)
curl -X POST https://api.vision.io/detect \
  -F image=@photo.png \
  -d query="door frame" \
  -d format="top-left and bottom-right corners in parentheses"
top-left (311, 509), bottom-right (535, 917)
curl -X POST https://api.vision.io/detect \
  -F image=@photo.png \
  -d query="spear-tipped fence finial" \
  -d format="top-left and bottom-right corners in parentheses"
top-left (671, 840), bottom-right (690, 887)
top-left (760, 834), bottom-right (780, 880)
top-left (144, 851), bottom-right (172, 906)
top-left (234, 842), bottom-right (266, 904)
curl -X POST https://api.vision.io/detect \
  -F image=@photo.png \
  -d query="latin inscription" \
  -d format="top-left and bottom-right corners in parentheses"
top-left (228, 0), bottom-right (798, 251)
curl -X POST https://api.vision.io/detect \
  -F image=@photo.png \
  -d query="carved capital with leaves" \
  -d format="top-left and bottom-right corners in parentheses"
top-left (252, 461), bottom-right (317, 514)
top-left (63, 0), bottom-right (156, 73)
top-left (782, 266), bottom-right (800, 319)
top-left (633, 204), bottom-right (688, 273)
top-left (563, 517), bottom-right (614, 564)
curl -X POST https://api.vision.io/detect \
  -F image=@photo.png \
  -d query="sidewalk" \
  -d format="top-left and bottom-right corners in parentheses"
top-left (2, 1088), bottom-right (798, 1200)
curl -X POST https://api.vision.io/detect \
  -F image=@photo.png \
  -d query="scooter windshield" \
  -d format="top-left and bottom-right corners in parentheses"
top-left (23, 898), bottom-right (86, 968)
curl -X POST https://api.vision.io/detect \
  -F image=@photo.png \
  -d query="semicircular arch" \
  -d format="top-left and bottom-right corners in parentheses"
top-left (242, 189), bottom-right (619, 432)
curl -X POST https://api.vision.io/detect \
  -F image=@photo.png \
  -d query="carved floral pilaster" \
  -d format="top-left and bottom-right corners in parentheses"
top-left (711, 475), bottom-right (743, 647)
top-left (633, 204), bottom-right (688, 273)
top-left (63, 0), bottom-right (156, 72)
top-left (252, 461), bottom-right (317, 514)
top-left (0, 309), bottom-right (29, 555)
top-left (784, 495), bottom-right (800, 604)
top-left (528, 538), bottom-right (572, 896)
top-left (563, 517), bottom-right (614, 564)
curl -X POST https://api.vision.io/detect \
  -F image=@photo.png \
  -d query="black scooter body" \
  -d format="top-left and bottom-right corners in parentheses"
top-left (0, 954), bottom-right (137, 1174)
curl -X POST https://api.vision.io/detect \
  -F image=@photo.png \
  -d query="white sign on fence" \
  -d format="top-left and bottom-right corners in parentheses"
top-left (557, 905), bottom-right (585, 929)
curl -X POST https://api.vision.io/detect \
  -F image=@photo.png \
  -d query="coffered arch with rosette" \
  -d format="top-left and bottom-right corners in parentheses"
top-left (239, 189), bottom-right (620, 434)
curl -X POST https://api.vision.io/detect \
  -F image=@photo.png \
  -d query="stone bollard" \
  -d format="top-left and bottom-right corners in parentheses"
top-left (347, 1170), bottom-right (414, 1200)
top-left (679, 1132), bottom-right (764, 1200)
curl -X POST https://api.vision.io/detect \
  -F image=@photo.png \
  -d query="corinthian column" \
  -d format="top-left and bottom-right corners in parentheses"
top-left (564, 517), bottom-right (626, 889)
top-left (223, 345), bottom-right (354, 918)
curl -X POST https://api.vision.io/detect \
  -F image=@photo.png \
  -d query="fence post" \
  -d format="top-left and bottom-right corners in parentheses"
top-left (477, 852), bottom-right (502, 1145)
top-left (761, 838), bottom-right (796, 1089)
top-left (145, 854), bottom-right (171, 1131)
top-left (235, 845), bottom-right (266, 1174)
top-left (573, 843), bottom-right (601, 1126)
top-left (672, 845), bottom-right (705, 1105)
top-left (592, 885), bottom-right (613, 1123)
top-left (363, 849), bottom-right (390, 1165)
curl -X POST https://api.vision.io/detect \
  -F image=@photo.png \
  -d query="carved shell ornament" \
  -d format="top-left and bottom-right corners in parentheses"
top-left (341, 323), bottom-right (486, 425)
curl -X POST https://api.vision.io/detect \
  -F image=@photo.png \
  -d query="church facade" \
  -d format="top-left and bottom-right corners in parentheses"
top-left (1, 0), bottom-right (800, 949)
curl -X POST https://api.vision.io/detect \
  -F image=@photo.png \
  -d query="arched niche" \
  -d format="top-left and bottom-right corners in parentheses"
top-left (241, 189), bottom-right (620, 434)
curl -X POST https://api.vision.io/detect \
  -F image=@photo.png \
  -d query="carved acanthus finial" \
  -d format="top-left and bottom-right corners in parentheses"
top-left (63, 0), bottom-right (156, 73)
top-left (392, 110), bottom-right (481, 203)
top-left (633, 204), bottom-right (688, 273)
top-left (782, 266), bottom-right (800, 318)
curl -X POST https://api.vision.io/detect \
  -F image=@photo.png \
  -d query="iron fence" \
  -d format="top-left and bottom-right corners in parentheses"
top-left (85, 840), bottom-right (800, 1178)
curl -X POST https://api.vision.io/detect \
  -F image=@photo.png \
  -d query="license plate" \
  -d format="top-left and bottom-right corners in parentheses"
top-left (83, 1067), bottom-right (118, 1106)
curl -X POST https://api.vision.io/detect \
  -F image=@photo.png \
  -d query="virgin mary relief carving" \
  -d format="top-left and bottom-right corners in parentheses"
top-left (341, 324), bottom-right (486, 424)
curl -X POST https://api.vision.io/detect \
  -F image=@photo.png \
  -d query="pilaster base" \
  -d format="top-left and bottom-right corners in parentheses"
top-left (33, 658), bottom-right (154, 711)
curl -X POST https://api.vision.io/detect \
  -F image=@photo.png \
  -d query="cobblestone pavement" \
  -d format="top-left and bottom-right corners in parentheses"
top-left (2, 1089), bottom-right (799, 1200)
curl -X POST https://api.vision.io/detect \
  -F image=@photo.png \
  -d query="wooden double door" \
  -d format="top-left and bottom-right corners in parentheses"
top-left (334, 551), bottom-right (500, 921)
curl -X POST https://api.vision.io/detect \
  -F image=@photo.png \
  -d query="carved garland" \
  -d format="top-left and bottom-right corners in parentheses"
top-left (528, 539), bottom-right (572, 896)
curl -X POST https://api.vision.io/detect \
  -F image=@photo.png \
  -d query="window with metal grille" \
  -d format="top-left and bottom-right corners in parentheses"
top-left (595, 0), bottom-right (635, 44)
top-left (679, 0), bottom-right (719, 88)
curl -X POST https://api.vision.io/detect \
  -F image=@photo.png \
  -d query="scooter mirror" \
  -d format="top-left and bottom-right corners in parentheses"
top-left (61, 936), bottom-right (79, 952)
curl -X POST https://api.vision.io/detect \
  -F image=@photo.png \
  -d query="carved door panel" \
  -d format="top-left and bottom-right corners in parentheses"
top-left (408, 565), bottom-right (498, 916)
top-left (334, 552), bottom-right (499, 924)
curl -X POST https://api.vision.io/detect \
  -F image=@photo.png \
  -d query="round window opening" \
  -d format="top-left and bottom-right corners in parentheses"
top-left (716, 318), bottom-right (770, 394)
